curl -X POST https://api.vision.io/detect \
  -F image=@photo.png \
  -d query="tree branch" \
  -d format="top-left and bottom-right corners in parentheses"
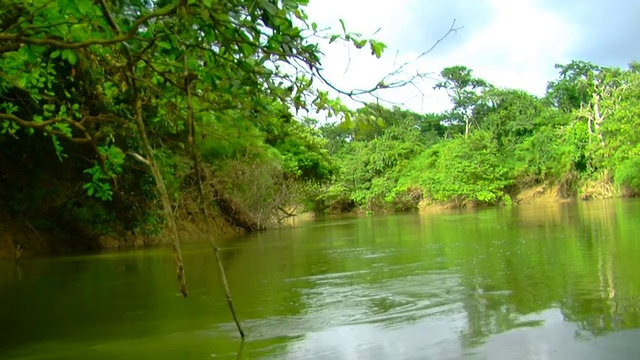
top-left (127, 151), bottom-right (151, 166)
top-left (0, 3), bottom-right (177, 50)
top-left (0, 113), bottom-right (65, 128)
top-left (0, 113), bottom-right (104, 143)
top-left (308, 20), bottom-right (459, 107)
top-left (0, 33), bottom-right (132, 49)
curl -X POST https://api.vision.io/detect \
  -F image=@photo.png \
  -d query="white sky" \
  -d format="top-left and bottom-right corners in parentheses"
top-left (304, 0), bottom-right (636, 114)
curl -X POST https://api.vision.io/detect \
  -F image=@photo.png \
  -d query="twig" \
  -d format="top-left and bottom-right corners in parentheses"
top-left (15, 244), bottom-right (23, 260)
top-left (310, 19), bottom-right (460, 107)
top-left (213, 244), bottom-right (245, 338)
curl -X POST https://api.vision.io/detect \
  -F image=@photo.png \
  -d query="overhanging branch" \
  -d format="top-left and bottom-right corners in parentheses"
top-left (0, 33), bottom-right (132, 49)
top-left (310, 20), bottom-right (460, 106)
top-left (0, 113), bottom-right (96, 143)
top-left (1, 3), bottom-right (177, 50)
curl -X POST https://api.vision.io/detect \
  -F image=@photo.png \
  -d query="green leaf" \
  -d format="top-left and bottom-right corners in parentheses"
top-left (240, 43), bottom-right (255, 57)
top-left (51, 135), bottom-right (67, 161)
top-left (352, 38), bottom-right (367, 49)
top-left (50, 50), bottom-right (61, 59)
top-left (16, 75), bottom-right (28, 88)
top-left (77, 0), bottom-right (93, 15)
top-left (260, 0), bottom-right (278, 15)
top-left (69, 24), bottom-right (86, 41)
top-left (158, 41), bottom-right (171, 50)
top-left (62, 50), bottom-right (77, 65)
top-left (369, 40), bottom-right (386, 59)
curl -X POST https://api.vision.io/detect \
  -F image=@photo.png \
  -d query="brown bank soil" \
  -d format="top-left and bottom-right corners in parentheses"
top-left (513, 184), bottom-right (575, 205)
top-left (0, 210), bottom-right (238, 260)
top-left (418, 184), bottom-right (575, 213)
top-left (0, 185), bottom-right (585, 260)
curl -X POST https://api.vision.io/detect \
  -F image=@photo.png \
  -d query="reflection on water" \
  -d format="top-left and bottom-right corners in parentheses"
top-left (2, 200), bottom-right (640, 359)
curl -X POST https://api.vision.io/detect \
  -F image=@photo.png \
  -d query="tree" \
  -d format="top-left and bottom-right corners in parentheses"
top-left (315, 105), bottom-right (429, 212)
top-left (403, 131), bottom-right (513, 206)
top-left (546, 61), bottom-right (602, 113)
top-left (477, 88), bottom-right (544, 149)
top-left (435, 66), bottom-right (491, 138)
top-left (4, 0), bottom-right (457, 336)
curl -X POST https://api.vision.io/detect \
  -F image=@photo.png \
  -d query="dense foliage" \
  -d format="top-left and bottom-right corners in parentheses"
top-left (0, 0), bottom-right (376, 245)
top-left (317, 63), bottom-right (640, 212)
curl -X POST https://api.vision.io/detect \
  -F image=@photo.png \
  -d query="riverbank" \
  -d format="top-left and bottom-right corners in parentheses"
top-left (0, 210), bottom-right (238, 260)
top-left (418, 183), bottom-right (590, 213)
top-left (0, 182), bottom-right (624, 260)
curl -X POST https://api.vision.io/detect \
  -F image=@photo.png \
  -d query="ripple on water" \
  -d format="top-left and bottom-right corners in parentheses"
top-left (248, 269), bottom-right (467, 344)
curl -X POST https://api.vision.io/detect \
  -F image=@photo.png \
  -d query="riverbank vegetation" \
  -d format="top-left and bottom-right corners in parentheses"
top-left (318, 61), bottom-right (640, 212)
top-left (2, 0), bottom-right (640, 258)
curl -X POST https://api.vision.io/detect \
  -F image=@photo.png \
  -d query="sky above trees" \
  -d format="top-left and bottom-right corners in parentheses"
top-left (306, 0), bottom-right (639, 113)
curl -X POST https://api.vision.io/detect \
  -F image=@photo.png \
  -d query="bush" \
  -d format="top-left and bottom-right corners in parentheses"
top-left (615, 156), bottom-right (640, 195)
top-left (398, 131), bottom-right (514, 206)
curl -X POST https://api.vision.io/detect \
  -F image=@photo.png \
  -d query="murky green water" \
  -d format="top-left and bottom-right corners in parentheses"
top-left (2, 200), bottom-right (640, 359)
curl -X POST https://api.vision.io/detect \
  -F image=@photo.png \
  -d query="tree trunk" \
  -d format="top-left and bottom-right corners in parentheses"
top-left (186, 87), bottom-right (206, 217)
top-left (592, 93), bottom-right (606, 148)
top-left (185, 68), bottom-right (244, 338)
top-left (465, 116), bottom-right (470, 138)
top-left (133, 93), bottom-right (188, 298)
top-left (98, 0), bottom-right (187, 297)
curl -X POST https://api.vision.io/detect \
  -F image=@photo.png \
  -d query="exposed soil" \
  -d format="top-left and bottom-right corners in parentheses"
top-left (0, 209), bottom-right (238, 260)
top-left (515, 184), bottom-right (571, 205)
top-left (0, 214), bottom-right (51, 260)
top-left (418, 184), bottom-right (575, 213)
top-left (0, 184), bottom-right (585, 260)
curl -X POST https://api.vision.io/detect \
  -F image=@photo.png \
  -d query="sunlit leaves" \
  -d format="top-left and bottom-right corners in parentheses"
top-left (369, 40), bottom-right (386, 58)
top-left (320, 107), bottom-right (427, 211)
top-left (413, 131), bottom-right (513, 205)
top-left (61, 49), bottom-right (77, 65)
top-left (260, 0), bottom-right (279, 15)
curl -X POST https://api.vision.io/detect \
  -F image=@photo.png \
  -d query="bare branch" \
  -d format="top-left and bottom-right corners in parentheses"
top-left (310, 20), bottom-right (460, 106)
top-left (380, 20), bottom-right (460, 84)
top-left (128, 5), bottom-right (178, 35)
top-left (127, 151), bottom-right (151, 166)
top-left (98, 0), bottom-right (122, 33)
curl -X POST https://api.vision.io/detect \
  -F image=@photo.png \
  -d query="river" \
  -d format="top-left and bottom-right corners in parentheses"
top-left (2, 199), bottom-right (640, 359)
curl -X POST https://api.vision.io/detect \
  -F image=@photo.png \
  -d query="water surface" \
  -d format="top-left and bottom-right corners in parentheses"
top-left (2, 200), bottom-right (640, 359)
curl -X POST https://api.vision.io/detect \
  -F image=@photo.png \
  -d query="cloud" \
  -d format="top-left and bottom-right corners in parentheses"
top-left (435, 0), bottom-right (573, 95)
top-left (536, 0), bottom-right (640, 67)
top-left (304, 0), bottom-right (636, 114)
top-left (390, 0), bottom-right (497, 54)
top-left (305, 0), bottom-right (494, 113)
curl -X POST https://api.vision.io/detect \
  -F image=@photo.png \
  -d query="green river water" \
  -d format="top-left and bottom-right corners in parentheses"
top-left (2, 200), bottom-right (640, 359)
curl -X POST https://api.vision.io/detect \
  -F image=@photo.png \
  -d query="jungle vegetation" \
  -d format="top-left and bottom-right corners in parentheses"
top-left (2, 0), bottom-right (640, 251)
top-left (317, 61), bottom-right (640, 212)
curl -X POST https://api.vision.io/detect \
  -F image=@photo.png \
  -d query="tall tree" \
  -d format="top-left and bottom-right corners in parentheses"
top-left (435, 66), bottom-right (490, 137)
top-left (477, 88), bottom-right (544, 148)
